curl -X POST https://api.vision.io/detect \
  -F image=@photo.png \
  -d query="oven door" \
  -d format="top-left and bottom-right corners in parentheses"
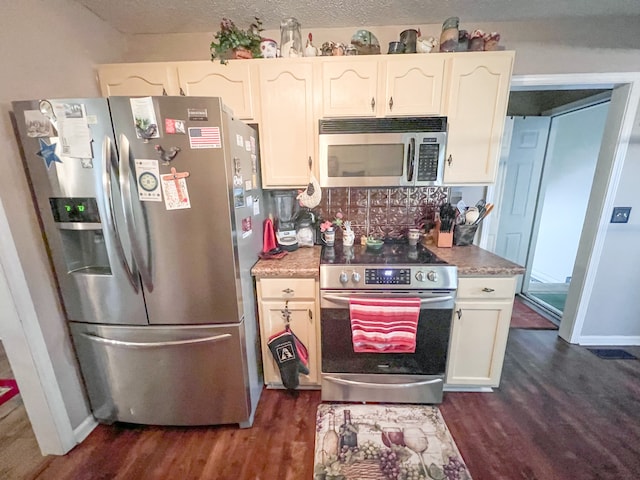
top-left (320, 290), bottom-right (455, 403)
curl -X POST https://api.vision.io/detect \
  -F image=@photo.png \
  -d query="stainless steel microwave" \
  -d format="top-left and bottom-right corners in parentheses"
top-left (319, 117), bottom-right (447, 188)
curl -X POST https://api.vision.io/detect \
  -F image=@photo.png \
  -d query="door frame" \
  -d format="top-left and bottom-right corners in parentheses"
top-left (481, 72), bottom-right (640, 344)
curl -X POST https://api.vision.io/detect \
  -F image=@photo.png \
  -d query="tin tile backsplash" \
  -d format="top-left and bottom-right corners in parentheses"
top-left (316, 186), bottom-right (450, 239)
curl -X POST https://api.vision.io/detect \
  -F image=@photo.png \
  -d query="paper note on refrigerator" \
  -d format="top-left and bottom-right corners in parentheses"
top-left (134, 159), bottom-right (162, 202)
top-left (53, 103), bottom-right (93, 158)
top-left (161, 176), bottom-right (191, 210)
top-left (130, 97), bottom-right (160, 140)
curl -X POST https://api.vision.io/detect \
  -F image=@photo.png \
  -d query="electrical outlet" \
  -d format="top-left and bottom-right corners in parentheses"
top-left (611, 207), bottom-right (631, 223)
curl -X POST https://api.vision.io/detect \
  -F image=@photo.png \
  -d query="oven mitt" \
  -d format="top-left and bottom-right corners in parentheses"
top-left (268, 331), bottom-right (302, 390)
top-left (290, 328), bottom-right (310, 376)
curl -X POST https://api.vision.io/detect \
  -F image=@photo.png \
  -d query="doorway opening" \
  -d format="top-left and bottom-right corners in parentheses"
top-left (489, 89), bottom-right (611, 321)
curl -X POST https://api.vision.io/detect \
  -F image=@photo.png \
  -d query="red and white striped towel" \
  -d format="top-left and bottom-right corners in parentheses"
top-left (349, 297), bottom-right (421, 353)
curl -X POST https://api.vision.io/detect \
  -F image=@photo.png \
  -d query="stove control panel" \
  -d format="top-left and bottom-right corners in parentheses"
top-left (364, 268), bottom-right (411, 285)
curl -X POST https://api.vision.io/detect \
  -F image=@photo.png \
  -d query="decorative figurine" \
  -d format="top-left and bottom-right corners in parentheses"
top-left (304, 33), bottom-right (318, 57)
top-left (416, 35), bottom-right (438, 53)
top-left (260, 38), bottom-right (278, 58)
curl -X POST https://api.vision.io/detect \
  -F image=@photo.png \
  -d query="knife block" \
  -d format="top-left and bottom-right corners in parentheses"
top-left (435, 220), bottom-right (454, 248)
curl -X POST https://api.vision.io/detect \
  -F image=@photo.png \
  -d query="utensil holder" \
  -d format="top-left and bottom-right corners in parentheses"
top-left (453, 224), bottom-right (478, 246)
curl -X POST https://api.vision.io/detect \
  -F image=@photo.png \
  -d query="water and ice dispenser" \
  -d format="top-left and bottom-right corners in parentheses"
top-left (50, 197), bottom-right (111, 275)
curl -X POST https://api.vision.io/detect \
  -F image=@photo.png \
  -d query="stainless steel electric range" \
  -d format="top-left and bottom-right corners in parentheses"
top-left (319, 242), bottom-right (458, 404)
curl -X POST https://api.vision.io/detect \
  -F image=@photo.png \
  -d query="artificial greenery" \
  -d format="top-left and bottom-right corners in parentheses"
top-left (210, 17), bottom-right (263, 64)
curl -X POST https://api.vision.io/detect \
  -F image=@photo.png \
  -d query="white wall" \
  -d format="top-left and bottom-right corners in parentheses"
top-left (532, 102), bottom-right (610, 283)
top-left (0, 0), bottom-right (127, 452)
top-left (122, 17), bottom-right (640, 75)
top-left (581, 100), bottom-right (640, 338)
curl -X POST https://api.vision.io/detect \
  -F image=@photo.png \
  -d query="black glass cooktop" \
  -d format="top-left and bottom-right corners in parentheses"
top-left (320, 242), bottom-right (447, 266)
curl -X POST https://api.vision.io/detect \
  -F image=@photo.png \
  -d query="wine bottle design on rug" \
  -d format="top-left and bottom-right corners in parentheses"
top-left (314, 404), bottom-right (473, 480)
top-left (322, 413), bottom-right (339, 463)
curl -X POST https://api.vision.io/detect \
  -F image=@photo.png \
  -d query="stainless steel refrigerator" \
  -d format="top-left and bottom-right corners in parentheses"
top-left (12, 96), bottom-right (264, 427)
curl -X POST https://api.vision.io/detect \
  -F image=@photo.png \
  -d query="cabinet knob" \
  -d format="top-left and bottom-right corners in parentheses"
top-left (179, 87), bottom-right (186, 96)
top-left (456, 309), bottom-right (462, 319)
top-left (162, 88), bottom-right (168, 96)
top-left (482, 287), bottom-right (495, 292)
top-left (447, 154), bottom-right (453, 166)
top-left (371, 97), bottom-right (376, 111)
top-left (308, 309), bottom-right (313, 321)
top-left (389, 96), bottom-right (394, 110)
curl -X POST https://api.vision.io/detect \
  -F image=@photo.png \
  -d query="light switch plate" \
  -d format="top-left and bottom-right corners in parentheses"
top-left (611, 207), bottom-right (631, 223)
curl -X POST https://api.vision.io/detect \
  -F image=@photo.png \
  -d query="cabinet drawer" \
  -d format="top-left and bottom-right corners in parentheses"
top-left (457, 277), bottom-right (516, 300)
top-left (259, 278), bottom-right (316, 299)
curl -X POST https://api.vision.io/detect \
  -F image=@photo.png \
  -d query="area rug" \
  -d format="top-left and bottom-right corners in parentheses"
top-left (587, 348), bottom-right (638, 360)
top-left (510, 297), bottom-right (558, 330)
top-left (0, 379), bottom-right (19, 407)
top-left (314, 404), bottom-right (472, 480)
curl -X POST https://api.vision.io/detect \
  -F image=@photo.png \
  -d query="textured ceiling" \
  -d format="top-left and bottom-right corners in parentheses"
top-left (75, 0), bottom-right (640, 34)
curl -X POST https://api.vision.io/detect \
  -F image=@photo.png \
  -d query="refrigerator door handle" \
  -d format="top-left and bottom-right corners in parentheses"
top-left (81, 332), bottom-right (233, 348)
top-left (102, 135), bottom-right (139, 293)
top-left (118, 133), bottom-right (154, 292)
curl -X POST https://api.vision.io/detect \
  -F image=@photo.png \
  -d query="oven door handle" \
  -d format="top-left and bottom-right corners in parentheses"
top-left (321, 294), bottom-right (455, 305)
top-left (324, 375), bottom-right (442, 389)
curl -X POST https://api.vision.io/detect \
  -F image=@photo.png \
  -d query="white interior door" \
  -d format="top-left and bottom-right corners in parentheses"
top-left (494, 117), bottom-right (550, 266)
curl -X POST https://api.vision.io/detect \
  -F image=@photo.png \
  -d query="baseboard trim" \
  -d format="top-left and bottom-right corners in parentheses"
top-left (73, 415), bottom-right (98, 445)
top-left (577, 335), bottom-right (640, 346)
top-left (444, 386), bottom-right (494, 393)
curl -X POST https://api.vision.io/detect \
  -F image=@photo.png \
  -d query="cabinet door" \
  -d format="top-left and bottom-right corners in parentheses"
top-left (383, 56), bottom-right (445, 116)
top-left (261, 300), bottom-right (318, 386)
top-left (258, 61), bottom-right (316, 187)
top-left (176, 61), bottom-right (256, 120)
top-left (321, 58), bottom-right (379, 117)
top-left (446, 299), bottom-right (514, 387)
top-left (98, 63), bottom-right (179, 96)
top-left (444, 52), bottom-right (514, 184)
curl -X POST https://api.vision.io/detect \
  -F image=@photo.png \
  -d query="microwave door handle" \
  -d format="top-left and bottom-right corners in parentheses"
top-left (406, 136), bottom-right (416, 182)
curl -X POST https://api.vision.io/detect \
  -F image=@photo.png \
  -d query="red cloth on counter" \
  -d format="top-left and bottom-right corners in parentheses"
top-left (349, 297), bottom-right (421, 353)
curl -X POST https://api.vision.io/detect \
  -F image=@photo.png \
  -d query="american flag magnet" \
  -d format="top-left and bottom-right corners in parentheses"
top-left (188, 126), bottom-right (221, 149)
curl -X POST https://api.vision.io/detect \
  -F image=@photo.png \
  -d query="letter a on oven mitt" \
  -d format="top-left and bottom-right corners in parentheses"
top-left (268, 331), bottom-right (301, 389)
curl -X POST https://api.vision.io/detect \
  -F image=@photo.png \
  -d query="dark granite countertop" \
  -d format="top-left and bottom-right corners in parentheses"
top-left (251, 243), bottom-right (524, 278)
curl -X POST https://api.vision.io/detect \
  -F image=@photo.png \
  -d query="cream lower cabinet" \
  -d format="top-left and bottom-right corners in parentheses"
top-left (98, 63), bottom-right (180, 96)
top-left (258, 60), bottom-right (317, 188)
top-left (320, 55), bottom-right (445, 117)
top-left (446, 276), bottom-right (517, 388)
top-left (443, 51), bottom-right (515, 184)
top-left (256, 278), bottom-right (320, 388)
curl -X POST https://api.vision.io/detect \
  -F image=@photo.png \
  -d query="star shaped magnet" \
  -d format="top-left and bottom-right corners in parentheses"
top-left (37, 138), bottom-right (62, 168)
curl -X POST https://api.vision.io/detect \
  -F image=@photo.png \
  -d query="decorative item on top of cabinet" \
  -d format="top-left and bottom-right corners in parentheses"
top-left (446, 276), bottom-right (517, 388)
top-left (258, 60), bottom-right (316, 188)
top-left (210, 17), bottom-right (263, 64)
top-left (320, 55), bottom-right (445, 117)
top-left (256, 278), bottom-right (320, 388)
top-left (443, 50), bottom-right (514, 185)
top-left (98, 63), bottom-right (180, 97)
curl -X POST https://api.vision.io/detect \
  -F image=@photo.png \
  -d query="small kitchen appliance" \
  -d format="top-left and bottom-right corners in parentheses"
top-left (319, 241), bottom-right (457, 404)
top-left (273, 190), bottom-right (299, 251)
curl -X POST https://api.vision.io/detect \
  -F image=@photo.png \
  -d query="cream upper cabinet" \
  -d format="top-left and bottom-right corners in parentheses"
top-left (175, 61), bottom-right (257, 120)
top-left (320, 55), bottom-right (446, 117)
top-left (256, 278), bottom-right (320, 388)
top-left (446, 276), bottom-right (517, 388)
top-left (98, 63), bottom-right (180, 96)
top-left (443, 51), bottom-right (514, 184)
top-left (382, 55), bottom-right (446, 116)
top-left (258, 59), bottom-right (317, 188)
top-left (321, 57), bottom-right (379, 117)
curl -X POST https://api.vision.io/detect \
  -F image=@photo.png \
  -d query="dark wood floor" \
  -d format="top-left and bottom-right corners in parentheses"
top-left (3, 331), bottom-right (640, 479)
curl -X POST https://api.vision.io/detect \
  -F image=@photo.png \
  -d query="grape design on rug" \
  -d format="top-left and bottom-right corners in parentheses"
top-left (314, 404), bottom-right (471, 480)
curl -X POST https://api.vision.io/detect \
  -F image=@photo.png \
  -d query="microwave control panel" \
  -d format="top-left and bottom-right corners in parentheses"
top-left (417, 141), bottom-right (440, 182)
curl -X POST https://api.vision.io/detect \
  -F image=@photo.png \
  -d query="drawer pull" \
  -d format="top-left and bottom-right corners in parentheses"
top-left (282, 288), bottom-right (294, 294)
top-left (308, 309), bottom-right (313, 321)
top-left (371, 97), bottom-right (375, 111)
top-left (447, 154), bottom-right (453, 166)
top-left (456, 309), bottom-right (462, 319)
top-left (482, 287), bottom-right (495, 293)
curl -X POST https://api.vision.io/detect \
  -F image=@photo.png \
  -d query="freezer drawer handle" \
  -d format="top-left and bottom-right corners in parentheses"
top-left (324, 375), bottom-right (442, 389)
top-left (81, 332), bottom-right (232, 349)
